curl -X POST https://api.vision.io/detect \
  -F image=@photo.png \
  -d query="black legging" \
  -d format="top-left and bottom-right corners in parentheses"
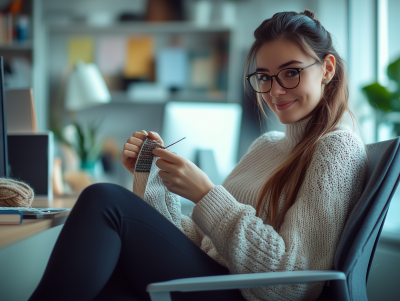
top-left (29, 183), bottom-right (246, 301)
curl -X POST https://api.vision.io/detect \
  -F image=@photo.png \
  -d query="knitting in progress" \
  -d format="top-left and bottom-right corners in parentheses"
top-left (132, 118), bottom-right (368, 301)
top-left (133, 137), bottom-right (185, 199)
top-left (135, 138), bottom-right (164, 173)
top-left (0, 178), bottom-right (34, 207)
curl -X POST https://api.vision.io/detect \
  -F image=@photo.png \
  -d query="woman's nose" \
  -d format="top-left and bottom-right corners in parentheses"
top-left (269, 79), bottom-right (287, 97)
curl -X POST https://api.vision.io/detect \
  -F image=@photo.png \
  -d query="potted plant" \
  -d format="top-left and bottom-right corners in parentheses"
top-left (60, 119), bottom-right (104, 176)
top-left (362, 57), bottom-right (400, 138)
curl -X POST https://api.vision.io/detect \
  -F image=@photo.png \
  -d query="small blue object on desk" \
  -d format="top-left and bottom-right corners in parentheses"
top-left (0, 207), bottom-right (71, 220)
top-left (0, 210), bottom-right (23, 225)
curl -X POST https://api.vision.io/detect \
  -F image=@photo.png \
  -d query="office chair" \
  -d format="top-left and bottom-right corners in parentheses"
top-left (146, 137), bottom-right (400, 301)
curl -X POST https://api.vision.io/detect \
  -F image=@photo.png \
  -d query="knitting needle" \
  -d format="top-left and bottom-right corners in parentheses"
top-left (163, 137), bottom-right (186, 149)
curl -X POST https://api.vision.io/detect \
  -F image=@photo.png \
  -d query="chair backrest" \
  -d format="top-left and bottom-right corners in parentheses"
top-left (320, 137), bottom-right (400, 300)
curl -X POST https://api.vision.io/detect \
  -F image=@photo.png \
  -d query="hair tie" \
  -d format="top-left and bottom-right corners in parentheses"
top-left (301, 9), bottom-right (314, 19)
top-left (300, 9), bottom-right (320, 25)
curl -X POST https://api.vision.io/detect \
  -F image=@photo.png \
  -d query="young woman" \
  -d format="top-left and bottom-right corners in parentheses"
top-left (29, 9), bottom-right (367, 301)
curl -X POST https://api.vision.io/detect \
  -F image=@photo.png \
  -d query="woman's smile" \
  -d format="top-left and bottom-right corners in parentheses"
top-left (274, 99), bottom-right (298, 111)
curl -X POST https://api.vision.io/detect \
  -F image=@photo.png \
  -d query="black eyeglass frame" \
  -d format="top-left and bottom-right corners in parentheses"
top-left (245, 61), bottom-right (319, 93)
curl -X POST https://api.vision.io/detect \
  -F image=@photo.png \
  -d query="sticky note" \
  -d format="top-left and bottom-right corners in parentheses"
top-left (68, 37), bottom-right (94, 66)
top-left (190, 51), bottom-right (216, 89)
top-left (97, 36), bottom-right (126, 75)
top-left (124, 36), bottom-right (153, 78)
top-left (157, 48), bottom-right (188, 88)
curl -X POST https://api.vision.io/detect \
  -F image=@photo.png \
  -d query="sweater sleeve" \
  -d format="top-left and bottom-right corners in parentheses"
top-left (132, 138), bottom-right (206, 247)
top-left (191, 131), bottom-right (367, 301)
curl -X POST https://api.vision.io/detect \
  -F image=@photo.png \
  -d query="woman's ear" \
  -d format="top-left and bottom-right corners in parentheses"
top-left (322, 54), bottom-right (336, 83)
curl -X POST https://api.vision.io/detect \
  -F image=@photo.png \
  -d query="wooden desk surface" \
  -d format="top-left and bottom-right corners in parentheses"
top-left (0, 196), bottom-right (78, 249)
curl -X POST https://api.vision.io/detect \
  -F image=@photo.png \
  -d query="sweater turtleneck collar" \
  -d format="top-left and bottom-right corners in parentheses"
top-left (281, 117), bottom-right (311, 150)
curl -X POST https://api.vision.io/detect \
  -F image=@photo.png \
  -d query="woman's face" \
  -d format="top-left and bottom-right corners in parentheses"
top-left (255, 38), bottom-right (335, 124)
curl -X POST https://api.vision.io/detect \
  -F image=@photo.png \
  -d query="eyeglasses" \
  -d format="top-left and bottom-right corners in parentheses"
top-left (245, 61), bottom-right (319, 93)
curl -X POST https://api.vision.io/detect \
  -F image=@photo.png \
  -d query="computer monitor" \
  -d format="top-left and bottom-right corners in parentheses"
top-left (0, 57), bottom-right (9, 178)
top-left (161, 102), bottom-right (242, 183)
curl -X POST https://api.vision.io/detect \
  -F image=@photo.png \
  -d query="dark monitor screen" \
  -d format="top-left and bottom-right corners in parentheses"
top-left (8, 134), bottom-right (50, 195)
top-left (0, 57), bottom-right (9, 178)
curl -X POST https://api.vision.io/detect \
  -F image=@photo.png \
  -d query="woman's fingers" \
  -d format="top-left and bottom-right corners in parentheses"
top-left (155, 157), bottom-right (176, 172)
top-left (122, 130), bottom-right (167, 164)
top-left (153, 148), bottom-right (179, 163)
top-left (148, 131), bottom-right (164, 146)
top-left (133, 131), bottom-right (148, 141)
top-left (131, 130), bottom-right (164, 147)
top-left (124, 142), bottom-right (140, 153)
top-left (127, 136), bottom-right (145, 148)
top-left (122, 131), bottom-right (148, 160)
top-left (122, 149), bottom-right (138, 158)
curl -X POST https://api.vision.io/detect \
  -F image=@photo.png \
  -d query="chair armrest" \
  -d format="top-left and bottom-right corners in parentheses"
top-left (146, 270), bottom-right (347, 301)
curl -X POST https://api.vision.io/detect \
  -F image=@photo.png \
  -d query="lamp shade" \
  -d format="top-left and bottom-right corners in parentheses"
top-left (65, 61), bottom-right (111, 111)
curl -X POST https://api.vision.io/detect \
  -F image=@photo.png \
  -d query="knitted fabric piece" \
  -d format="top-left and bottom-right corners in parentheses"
top-left (133, 137), bottom-right (165, 199)
top-left (135, 138), bottom-right (165, 173)
top-left (0, 178), bottom-right (34, 207)
top-left (132, 118), bottom-right (368, 301)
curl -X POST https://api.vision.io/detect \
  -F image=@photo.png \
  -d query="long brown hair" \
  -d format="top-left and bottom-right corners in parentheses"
top-left (244, 10), bottom-right (356, 230)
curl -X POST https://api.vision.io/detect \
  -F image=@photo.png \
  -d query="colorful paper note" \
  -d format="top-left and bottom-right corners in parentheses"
top-left (97, 36), bottom-right (126, 75)
top-left (124, 36), bottom-right (153, 78)
top-left (68, 37), bottom-right (94, 66)
top-left (190, 50), bottom-right (217, 89)
top-left (157, 48), bottom-right (188, 88)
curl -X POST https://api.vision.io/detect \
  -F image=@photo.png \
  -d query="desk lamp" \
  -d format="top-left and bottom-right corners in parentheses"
top-left (65, 61), bottom-right (111, 111)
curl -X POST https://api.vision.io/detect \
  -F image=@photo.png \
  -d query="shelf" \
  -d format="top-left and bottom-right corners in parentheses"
top-left (47, 21), bottom-right (232, 35)
top-left (107, 90), bottom-right (227, 105)
top-left (74, 91), bottom-right (228, 109)
top-left (0, 42), bottom-right (32, 51)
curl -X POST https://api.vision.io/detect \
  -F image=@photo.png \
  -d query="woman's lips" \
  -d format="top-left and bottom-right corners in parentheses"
top-left (274, 100), bottom-right (297, 111)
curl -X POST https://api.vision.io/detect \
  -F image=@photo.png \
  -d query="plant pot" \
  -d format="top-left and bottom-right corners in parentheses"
top-left (80, 160), bottom-right (97, 177)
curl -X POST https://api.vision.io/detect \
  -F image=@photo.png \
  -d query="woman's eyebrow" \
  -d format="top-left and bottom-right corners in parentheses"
top-left (256, 60), bottom-right (303, 72)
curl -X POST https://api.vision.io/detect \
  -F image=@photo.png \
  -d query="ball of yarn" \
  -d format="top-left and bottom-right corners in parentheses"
top-left (0, 178), bottom-right (34, 207)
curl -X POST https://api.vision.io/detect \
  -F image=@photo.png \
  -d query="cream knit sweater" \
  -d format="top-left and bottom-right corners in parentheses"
top-left (132, 118), bottom-right (367, 301)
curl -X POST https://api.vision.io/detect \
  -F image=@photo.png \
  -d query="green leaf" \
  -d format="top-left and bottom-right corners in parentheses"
top-left (361, 82), bottom-right (393, 113)
top-left (70, 118), bottom-right (104, 164)
top-left (73, 122), bottom-right (87, 162)
top-left (52, 127), bottom-right (71, 147)
top-left (387, 57), bottom-right (400, 89)
top-left (87, 141), bottom-right (104, 163)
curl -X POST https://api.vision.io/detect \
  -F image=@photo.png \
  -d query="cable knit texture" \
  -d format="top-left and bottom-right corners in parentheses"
top-left (132, 118), bottom-right (367, 301)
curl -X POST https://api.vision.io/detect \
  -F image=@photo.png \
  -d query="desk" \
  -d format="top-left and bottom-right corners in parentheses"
top-left (0, 196), bottom-right (77, 250)
top-left (0, 196), bottom-right (77, 301)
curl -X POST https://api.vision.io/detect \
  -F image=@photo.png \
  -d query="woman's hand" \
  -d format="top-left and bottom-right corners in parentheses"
top-left (152, 148), bottom-right (215, 204)
top-left (122, 130), bottom-right (164, 175)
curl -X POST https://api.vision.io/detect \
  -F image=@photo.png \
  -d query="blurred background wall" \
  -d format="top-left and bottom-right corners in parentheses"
top-left (0, 0), bottom-right (399, 299)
